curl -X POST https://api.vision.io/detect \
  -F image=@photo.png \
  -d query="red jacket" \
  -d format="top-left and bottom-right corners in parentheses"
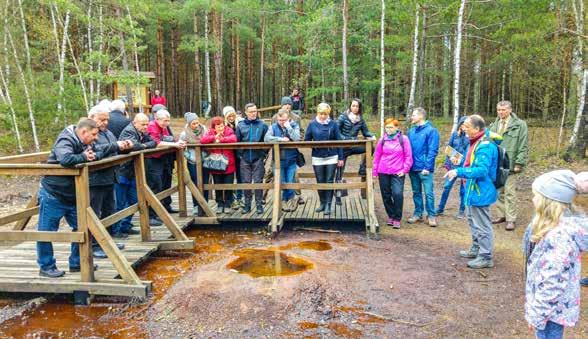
top-left (151, 95), bottom-right (167, 107)
top-left (200, 126), bottom-right (237, 174)
top-left (146, 120), bottom-right (171, 159)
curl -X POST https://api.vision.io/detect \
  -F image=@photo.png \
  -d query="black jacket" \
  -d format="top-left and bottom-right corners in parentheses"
top-left (337, 111), bottom-right (374, 140)
top-left (236, 118), bottom-right (269, 163)
top-left (108, 110), bottom-right (131, 139)
top-left (117, 123), bottom-right (157, 179)
top-left (304, 119), bottom-right (343, 159)
top-left (90, 129), bottom-right (119, 187)
top-left (41, 126), bottom-right (92, 204)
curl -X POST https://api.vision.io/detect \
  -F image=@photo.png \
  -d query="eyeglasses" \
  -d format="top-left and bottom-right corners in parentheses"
top-left (384, 126), bottom-right (395, 129)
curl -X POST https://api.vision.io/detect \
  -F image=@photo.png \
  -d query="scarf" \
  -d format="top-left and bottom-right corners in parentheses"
top-left (315, 116), bottom-right (331, 125)
top-left (386, 130), bottom-right (400, 140)
top-left (348, 111), bottom-right (361, 124)
top-left (464, 130), bottom-right (486, 167)
top-left (183, 123), bottom-right (206, 144)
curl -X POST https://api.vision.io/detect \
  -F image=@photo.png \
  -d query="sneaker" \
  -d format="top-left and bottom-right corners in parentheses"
top-left (256, 205), bottom-right (264, 214)
top-left (297, 196), bottom-right (306, 205)
top-left (459, 247), bottom-right (479, 259)
top-left (125, 228), bottom-right (141, 235)
top-left (436, 210), bottom-right (445, 216)
top-left (111, 232), bottom-right (129, 239)
top-left (39, 267), bottom-right (65, 278)
top-left (456, 212), bottom-right (466, 219)
top-left (407, 215), bottom-right (424, 224)
top-left (467, 257), bottom-right (494, 269)
top-left (242, 205), bottom-right (252, 214)
top-left (231, 200), bottom-right (241, 210)
top-left (428, 217), bottom-right (438, 227)
top-left (115, 243), bottom-right (125, 250)
top-left (392, 220), bottom-right (401, 229)
top-left (580, 278), bottom-right (588, 287)
top-left (386, 218), bottom-right (394, 226)
top-left (149, 218), bottom-right (162, 226)
top-left (216, 203), bottom-right (224, 214)
top-left (70, 264), bottom-right (99, 273)
top-left (93, 248), bottom-right (107, 259)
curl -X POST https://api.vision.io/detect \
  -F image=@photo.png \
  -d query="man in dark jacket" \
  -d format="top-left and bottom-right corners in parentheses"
top-left (37, 118), bottom-right (99, 278)
top-left (236, 103), bottom-right (269, 214)
top-left (113, 113), bottom-right (157, 236)
top-left (88, 103), bottom-right (132, 257)
top-left (407, 107), bottom-right (440, 227)
top-left (108, 99), bottom-right (130, 138)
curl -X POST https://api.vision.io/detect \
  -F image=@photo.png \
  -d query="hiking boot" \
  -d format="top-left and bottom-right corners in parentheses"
top-left (505, 221), bottom-right (516, 231)
top-left (297, 195), bottom-right (306, 205)
top-left (407, 215), bottom-right (424, 224)
top-left (428, 217), bottom-right (438, 227)
top-left (456, 212), bottom-right (466, 219)
top-left (70, 264), bottom-right (99, 273)
top-left (492, 217), bottom-right (506, 224)
top-left (256, 205), bottom-right (264, 214)
top-left (386, 218), bottom-right (394, 226)
top-left (289, 199), bottom-right (299, 212)
top-left (459, 247), bottom-right (479, 258)
top-left (39, 267), bottom-right (65, 278)
top-left (335, 197), bottom-right (342, 206)
top-left (467, 257), bottom-right (494, 269)
top-left (149, 218), bottom-right (162, 226)
top-left (242, 204), bottom-right (252, 214)
top-left (315, 203), bottom-right (326, 213)
top-left (436, 209), bottom-right (445, 216)
top-left (323, 203), bottom-right (332, 216)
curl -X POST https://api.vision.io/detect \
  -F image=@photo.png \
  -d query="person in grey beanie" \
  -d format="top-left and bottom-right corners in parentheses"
top-left (523, 170), bottom-right (588, 338)
top-left (179, 112), bottom-right (209, 215)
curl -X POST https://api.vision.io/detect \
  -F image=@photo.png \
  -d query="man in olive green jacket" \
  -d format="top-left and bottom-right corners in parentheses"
top-left (488, 100), bottom-right (529, 231)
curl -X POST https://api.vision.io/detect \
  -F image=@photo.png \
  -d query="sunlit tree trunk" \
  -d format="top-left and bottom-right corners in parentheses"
top-left (204, 10), bottom-right (212, 117)
top-left (342, 0), bottom-right (349, 103)
top-left (0, 68), bottom-right (23, 153)
top-left (87, 1), bottom-right (94, 104)
top-left (569, 0), bottom-right (586, 149)
top-left (452, 0), bottom-right (467, 132)
top-left (16, 0), bottom-right (31, 75)
top-left (379, 0), bottom-right (385, 137)
top-left (193, 12), bottom-right (202, 114)
top-left (259, 15), bottom-right (265, 107)
top-left (96, 3), bottom-right (104, 100)
top-left (50, 4), bottom-right (68, 119)
top-left (442, 34), bottom-right (451, 118)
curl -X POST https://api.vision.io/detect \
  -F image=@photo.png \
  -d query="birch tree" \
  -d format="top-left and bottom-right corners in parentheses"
top-left (259, 15), bottom-right (265, 107)
top-left (50, 5), bottom-right (69, 119)
top-left (204, 9), bottom-right (212, 118)
top-left (16, 0), bottom-right (31, 74)
top-left (407, 3), bottom-right (420, 116)
top-left (96, 3), bottom-right (104, 101)
top-left (0, 69), bottom-right (23, 153)
top-left (379, 0), bottom-right (385, 137)
top-left (127, 5), bottom-right (143, 113)
top-left (452, 0), bottom-right (467, 132)
top-left (87, 1), bottom-right (94, 103)
top-left (569, 0), bottom-right (586, 149)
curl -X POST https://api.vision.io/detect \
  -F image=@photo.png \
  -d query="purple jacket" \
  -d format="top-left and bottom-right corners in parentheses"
top-left (372, 133), bottom-right (413, 176)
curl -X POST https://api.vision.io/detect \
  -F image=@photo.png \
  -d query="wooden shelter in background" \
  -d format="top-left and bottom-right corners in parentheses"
top-left (110, 71), bottom-right (156, 112)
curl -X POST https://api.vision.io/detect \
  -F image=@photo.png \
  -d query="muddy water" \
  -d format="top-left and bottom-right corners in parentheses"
top-left (278, 240), bottom-right (332, 251)
top-left (0, 229), bottom-right (251, 338)
top-left (226, 248), bottom-right (313, 278)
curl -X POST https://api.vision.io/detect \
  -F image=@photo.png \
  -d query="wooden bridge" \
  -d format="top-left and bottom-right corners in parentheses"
top-left (0, 140), bottom-right (377, 302)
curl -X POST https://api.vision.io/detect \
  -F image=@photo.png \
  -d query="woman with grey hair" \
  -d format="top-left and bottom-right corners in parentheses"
top-left (179, 112), bottom-right (209, 215)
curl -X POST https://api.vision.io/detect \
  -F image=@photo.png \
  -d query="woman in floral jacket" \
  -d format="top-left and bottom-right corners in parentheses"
top-left (523, 170), bottom-right (588, 339)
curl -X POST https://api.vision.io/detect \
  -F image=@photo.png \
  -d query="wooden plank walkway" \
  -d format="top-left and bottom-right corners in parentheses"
top-left (0, 213), bottom-right (193, 297)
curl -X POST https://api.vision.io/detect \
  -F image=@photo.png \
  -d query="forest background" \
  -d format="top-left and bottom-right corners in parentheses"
top-left (0, 0), bottom-right (585, 156)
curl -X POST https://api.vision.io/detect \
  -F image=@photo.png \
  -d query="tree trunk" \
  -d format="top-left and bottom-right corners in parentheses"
top-left (87, 1), bottom-right (95, 104)
top-left (50, 4), bottom-right (68, 120)
top-left (171, 20), bottom-right (179, 113)
top-left (570, 69), bottom-right (587, 148)
top-left (96, 3), bottom-right (104, 100)
top-left (417, 7), bottom-right (426, 106)
top-left (7, 28), bottom-right (39, 151)
top-left (557, 71), bottom-right (568, 156)
top-left (235, 27), bottom-right (241, 110)
top-left (212, 9), bottom-right (222, 115)
top-left (473, 45), bottom-right (481, 114)
top-left (193, 12), bottom-right (202, 114)
top-left (16, 0), bottom-right (31, 74)
top-left (341, 0), bottom-right (349, 103)
top-left (379, 0), bottom-right (385, 137)
top-left (247, 40), bottom-right (253, 102)
top-left (127, 5), bottom-right (143, 113)
top-left (0, 68), bottom-right (23, 153)
top-left (156, 18), bottom-right (165, 95)
top-left (259, 15), bottom-right (265, 107)
top-left (407, 3), bottom-right (420, 116)
top-left (569, 0), bottom-right (586, 150)
top-left (115, 6), bottom-right (133, 113)
top-left (452, 0), bottom-right (467, 132)
top-left (2, 2), bottom-right (9, 77)
top-left (204, 10), bottom-right (212, 117)
top-left (442, 34), bottom-right (451, 118)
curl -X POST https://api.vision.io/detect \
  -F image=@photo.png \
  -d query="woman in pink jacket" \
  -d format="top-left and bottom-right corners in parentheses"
top-left (373, 118), bottom-right (413, 228)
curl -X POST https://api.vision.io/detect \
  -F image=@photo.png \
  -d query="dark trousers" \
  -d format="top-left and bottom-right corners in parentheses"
top-left (162, 155), bottom-right (174, 210)
top-left (336, 146), bottom-right (368, 181)
top-left (212, 173), bottom-right (235, 206)
top-left (187, 162), bottom-right (209, 206)
top-left (146, 157), bottom-right (165, 218)
top-left (378, 174), bottom-right (405, 221)
top-left (90, 185), bottom-right (115, 247)
top-left (313, 163), bottom-right (337, 204)
top-left (113, 177), bottom-right (137, 234)
top-left (240, 157), bottom-right (265, 207)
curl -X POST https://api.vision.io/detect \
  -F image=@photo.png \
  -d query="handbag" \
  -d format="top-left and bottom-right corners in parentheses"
top-left (296, 150), bottom-right (306, 167)
top-left (202, 152), bottom-right (229, 171)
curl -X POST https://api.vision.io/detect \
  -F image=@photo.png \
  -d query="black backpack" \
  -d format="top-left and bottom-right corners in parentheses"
top-left (494, 143), bottom-right (510, 189)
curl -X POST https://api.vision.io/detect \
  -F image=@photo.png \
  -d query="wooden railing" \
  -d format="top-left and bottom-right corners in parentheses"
top-left (187, 139), bottom-right (378, 234)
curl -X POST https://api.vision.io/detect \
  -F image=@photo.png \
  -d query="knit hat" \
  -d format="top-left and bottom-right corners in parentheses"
top-left (152, 104), bottom-right (166, 113)
top-left (532, 170), bottom-right (588, 204)
top-left (184, 112), bottom-right (198, 124)
top-left (222, 106), bottom-right (236, 117)
top-left (281, 96), bottom-right (293, 106)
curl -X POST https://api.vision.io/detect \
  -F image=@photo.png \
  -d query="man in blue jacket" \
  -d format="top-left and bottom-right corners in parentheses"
top-left (445, 115), bottom-right (498, 269)
top-left (407, 107), bottom-right (440, 227)
top-left (236, 103), bottom-right (269, 214)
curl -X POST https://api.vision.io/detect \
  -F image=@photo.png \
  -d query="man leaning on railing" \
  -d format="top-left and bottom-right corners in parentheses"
top-left (36, 118), bottom-right (100, 278)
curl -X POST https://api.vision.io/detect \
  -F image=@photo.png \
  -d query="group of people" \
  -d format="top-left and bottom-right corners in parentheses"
top-left (372, 101), bottom-right (529, 270)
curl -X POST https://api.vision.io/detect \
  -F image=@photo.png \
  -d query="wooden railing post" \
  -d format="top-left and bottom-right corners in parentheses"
top-left (176, 149), bottom-right (187, 217)
top-left (74, 166), bottom-right (95, 282)
top-left (194, 146), bottom-right (204, 193)
top-left (271, 143), bottom-right (282, 234)
top-left (364, 140), bottom-right (377, 234)
top-left (133, 153), bottom-right (151, 241)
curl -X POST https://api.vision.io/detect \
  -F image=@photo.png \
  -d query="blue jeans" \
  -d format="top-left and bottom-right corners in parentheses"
top-left (280, 159), bottom-right (297, 201)
top-left (437, 177), bottom-right (465, 214)
top-left (113, 176), bottom-right (138, 234)
top-left (36, 187), bottom-right (80, 270)
top-left (409, 171), bottom-right (436, 217)
top-left (187, 162), bottom-right (209, 205)
top-left (535, 321), bottom-right (564, 339)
